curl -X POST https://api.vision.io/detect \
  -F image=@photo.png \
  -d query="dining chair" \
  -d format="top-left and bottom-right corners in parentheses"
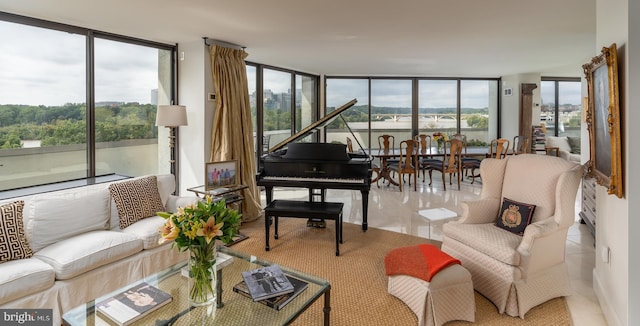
top-left (427, 139), bottom-right (463, 190)
top-left (415, 134), bottom-right (442, 182)
top-left (346, 137), bottom-right (354, 152)
top-left (489, 138), bottom-right (511, 159)
top-left (387, 139), bottom-right (418, 191)
top-left (512, 135), bottom-right (530, 154)
top-left (453, 134), bottom-right (481, 183)
top-left (378, 134), bottom-right (399, 182)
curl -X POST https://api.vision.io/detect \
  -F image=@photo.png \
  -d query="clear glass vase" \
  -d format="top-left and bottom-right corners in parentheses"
top-left (188, 243), bottom-right (217, 307)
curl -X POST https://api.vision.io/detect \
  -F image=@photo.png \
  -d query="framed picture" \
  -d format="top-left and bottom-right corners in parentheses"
top-left (205, 160), bottom-right (238, 190)
top-left (583, 43), bottom-right (623, 198)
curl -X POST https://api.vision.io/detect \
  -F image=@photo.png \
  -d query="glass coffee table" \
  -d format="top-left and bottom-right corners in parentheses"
top-left (62, 246), bottom-right (331, 325)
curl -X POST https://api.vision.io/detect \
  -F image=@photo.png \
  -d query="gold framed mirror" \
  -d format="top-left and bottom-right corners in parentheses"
top-left (582, 43), bottom-right (623, 198)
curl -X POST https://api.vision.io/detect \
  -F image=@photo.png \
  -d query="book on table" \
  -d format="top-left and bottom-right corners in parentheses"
top-left (95, 282), bottom-right (172, 326)
top-left (233, 275), bottom-right (309, 310)
top-left (240, 265), bottom-right (295, 301)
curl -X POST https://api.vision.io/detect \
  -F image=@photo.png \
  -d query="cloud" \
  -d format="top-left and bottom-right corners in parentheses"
top-left (0, 21), bottom-right (163, 106)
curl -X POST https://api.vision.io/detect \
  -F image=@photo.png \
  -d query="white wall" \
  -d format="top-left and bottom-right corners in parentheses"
top-left (177, 40), bottom-right (213, 196)
top-left (592, 1), bottom-right (631, 325)
top-left (500, 74), bottom-right (540, 141)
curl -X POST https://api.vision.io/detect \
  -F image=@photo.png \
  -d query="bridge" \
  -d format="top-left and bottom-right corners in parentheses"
top-left (373, 113), bottom-right (459, 122)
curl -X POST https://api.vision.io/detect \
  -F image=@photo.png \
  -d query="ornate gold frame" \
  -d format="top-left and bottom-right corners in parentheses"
top-left (583, 43), bottom-right (623, 198)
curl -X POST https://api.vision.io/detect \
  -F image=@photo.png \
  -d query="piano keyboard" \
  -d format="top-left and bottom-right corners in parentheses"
top-left (262, 176), bottom-right (366, 184)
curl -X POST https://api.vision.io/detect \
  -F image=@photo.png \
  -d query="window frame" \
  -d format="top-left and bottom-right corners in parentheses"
top-left (0, 12), bottom-right (177, 193)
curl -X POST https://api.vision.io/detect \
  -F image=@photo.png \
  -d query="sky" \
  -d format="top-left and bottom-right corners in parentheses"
top-left (0, 20), bottom-right (162, 106)
top-left (2, 20), bottom-right (582, 109)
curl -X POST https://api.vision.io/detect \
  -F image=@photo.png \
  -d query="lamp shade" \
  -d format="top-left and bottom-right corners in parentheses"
top-left (156, 105), bottom-right (188, 127)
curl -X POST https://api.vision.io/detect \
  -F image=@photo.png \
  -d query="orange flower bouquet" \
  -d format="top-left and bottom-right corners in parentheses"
top-left (158, 196), bottom-right (241, 306)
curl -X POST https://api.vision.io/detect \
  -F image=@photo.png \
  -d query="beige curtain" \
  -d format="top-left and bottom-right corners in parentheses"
top-left (209, 45), bottom-right (261, 222)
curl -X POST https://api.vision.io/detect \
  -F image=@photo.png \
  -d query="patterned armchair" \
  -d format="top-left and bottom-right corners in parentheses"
top-left (441, 154), bottom-right (582, 318)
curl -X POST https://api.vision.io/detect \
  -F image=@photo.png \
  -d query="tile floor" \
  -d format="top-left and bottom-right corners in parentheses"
top-left (263, 174), bottom-right (608, 325)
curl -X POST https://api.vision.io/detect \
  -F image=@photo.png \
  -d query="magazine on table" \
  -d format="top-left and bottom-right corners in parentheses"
top-left (233, 275), bottom-right (309, 310)
top-left (95, 282), bottom-right (172, 326)
top-left (240, 265), bottom-right (294, 301)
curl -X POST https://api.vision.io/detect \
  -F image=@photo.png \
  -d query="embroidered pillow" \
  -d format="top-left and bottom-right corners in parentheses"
top-left (108, 176), bottom-right (166, 229)
top-left (495, 197), bottom-right (536, 235)
top-left (0, 200), bottom-right (34, 263)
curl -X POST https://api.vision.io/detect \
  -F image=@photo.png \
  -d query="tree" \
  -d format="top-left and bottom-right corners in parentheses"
top-left (466, 114), bottom-right (488, 128)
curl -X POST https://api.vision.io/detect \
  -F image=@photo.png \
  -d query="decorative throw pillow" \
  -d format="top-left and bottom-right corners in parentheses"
top-left (0, 200), bottom-right (34, 263)
top-left (495, 197), bottom-right (536, 235)
top-left (108, 176), bottom-right (166, 229)
top-left (567, 136), bottom-right (581, 154)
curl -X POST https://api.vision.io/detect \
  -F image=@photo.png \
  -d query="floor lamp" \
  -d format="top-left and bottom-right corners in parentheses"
top-left (156, 105), bottom-right (188, 176)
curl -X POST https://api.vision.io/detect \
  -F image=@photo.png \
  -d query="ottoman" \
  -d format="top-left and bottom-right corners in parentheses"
top-left (385, 245), bottom-right (475, 326)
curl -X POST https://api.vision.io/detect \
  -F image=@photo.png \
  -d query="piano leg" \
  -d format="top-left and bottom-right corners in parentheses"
top-left (361, 190), bottom-right (369, 231)
top-left (265, 214), bottom-right (270, 251)
top-left (265, 186), bottom-right (274, 204)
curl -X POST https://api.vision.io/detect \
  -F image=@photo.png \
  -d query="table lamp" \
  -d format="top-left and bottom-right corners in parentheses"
top-left (156, 105), bottom-right (188, 174)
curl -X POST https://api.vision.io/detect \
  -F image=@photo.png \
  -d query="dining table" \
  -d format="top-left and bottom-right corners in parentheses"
top-left (367, 147), bottom-right (492, 187)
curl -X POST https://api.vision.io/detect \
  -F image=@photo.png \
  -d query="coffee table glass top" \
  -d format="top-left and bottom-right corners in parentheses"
top-left (62, 246), bottom-right (330, 325)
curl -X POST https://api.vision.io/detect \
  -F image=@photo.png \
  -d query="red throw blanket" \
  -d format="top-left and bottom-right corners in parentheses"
top-left (384, 244), bottom-right (461, 282)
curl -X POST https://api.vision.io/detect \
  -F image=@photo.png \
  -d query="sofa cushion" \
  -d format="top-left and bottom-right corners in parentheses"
top-left (121, 215), bottom-right (167, 249)
top-left (33, 230), bottom-right (143, 280)
top-left (0, 200), bottom-right (33, 263)
top-left (26, 187), bottom-right (111, 252)
top-left (0, 258), bottom-right (55, 305)
top-left (495, 197), bottom-right (535, 235)
top-left (443, 223), bottom-right (522, 266)
top-left (109, 176), bottom-right (166, 229)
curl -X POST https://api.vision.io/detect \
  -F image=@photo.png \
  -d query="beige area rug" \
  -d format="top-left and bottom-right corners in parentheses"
top-left (231, 218), bottom-right (571, 325)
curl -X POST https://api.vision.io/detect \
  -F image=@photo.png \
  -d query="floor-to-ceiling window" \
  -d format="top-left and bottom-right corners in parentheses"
top-left (0, 13), bottom-right (175, 192)
top-left (325, 77), bottom-right (500, 151)
top-left (371, 79), bottom-right (412, 145)
top-left (541, 78), bottom-right (582, 138)
top-left (325, 78), bottom-right (369, 149)
top-left (94, 38), bottom-right (173, 177)
top-left (262, 68), bottom-right (293, 148)
top-left (0, 19), bottom-right (87, 190)
top-left (247, 63), bottom-right (320, 164)
top-left (418, 80), bottom-right (458, 139)
top-left (460, 80), bottom-right (498, 145)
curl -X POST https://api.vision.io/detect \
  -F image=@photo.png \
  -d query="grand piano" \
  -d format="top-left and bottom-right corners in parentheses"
top-left (257, 99), bottom-right (372, 231)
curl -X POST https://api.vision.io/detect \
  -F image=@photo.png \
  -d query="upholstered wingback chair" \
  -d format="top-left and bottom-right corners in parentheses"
top-left (441, 154), bottom-right (582, 318)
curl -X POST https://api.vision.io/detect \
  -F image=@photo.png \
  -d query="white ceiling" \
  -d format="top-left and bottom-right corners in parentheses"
top-left (0, 0), bottom-right (596, 77)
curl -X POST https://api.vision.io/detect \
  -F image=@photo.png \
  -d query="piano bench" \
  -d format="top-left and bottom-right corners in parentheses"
top-left (264, 200), bottom-right (344, 256)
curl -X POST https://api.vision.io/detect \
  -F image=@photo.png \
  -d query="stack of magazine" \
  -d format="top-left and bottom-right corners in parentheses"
top-left (234, 265), bottom-right (308, 310)
top-left (95, 282), bottom-right (172, 325)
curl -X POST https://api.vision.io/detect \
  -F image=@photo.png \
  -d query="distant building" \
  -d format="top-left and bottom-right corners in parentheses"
top-left (21, 140), bottom-right (42, 148)
top-left (150, 89), bottom-right (158, 105)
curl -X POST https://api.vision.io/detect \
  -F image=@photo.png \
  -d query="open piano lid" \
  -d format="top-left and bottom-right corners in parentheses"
top-left (268, 99), bottom-right (357, 153)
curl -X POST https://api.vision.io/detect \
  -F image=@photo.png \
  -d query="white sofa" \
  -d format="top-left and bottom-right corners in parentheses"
top-left (545, 136), bottom-right (581, 163)
top-left (0, 174), bottom-right (196, 325)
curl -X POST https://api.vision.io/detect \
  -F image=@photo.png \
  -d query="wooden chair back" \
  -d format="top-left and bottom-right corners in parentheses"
top-left (443, 139), bottom-right (463, 174)
top-left (489, 138), bottom-right (511, 159)
top-left (512, 135), bottom-right (530, 154)
top-left (395, 139), bottom-right (418, 191)
top-left (346, 137), bottom-right (354, 152)
top-left (378, 135), bottom-right (395, 152)
top-left (414, 134), bottom-right (432, 155)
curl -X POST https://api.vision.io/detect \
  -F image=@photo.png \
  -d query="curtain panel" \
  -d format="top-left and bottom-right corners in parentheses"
top-left (209, 45), bottom-right (261, 222)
